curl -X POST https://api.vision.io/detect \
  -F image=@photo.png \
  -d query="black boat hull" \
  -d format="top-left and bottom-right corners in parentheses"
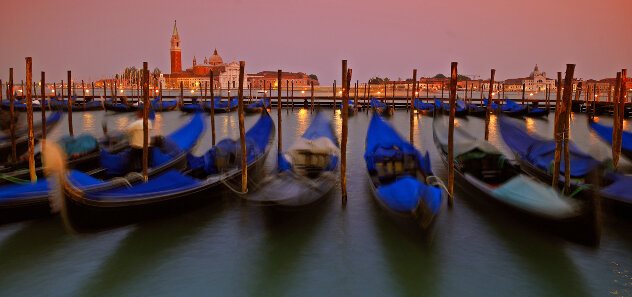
top-left (63, 144), bottom-right (270, 231)
top-left (437, 149), bottom-right (599, 245)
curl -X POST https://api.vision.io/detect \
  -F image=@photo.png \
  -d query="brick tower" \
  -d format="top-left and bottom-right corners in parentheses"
top-left (170, 20), bottom-right (182, 73)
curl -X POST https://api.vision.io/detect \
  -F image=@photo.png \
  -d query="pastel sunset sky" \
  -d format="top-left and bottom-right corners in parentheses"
top-left (1, 0), bottom-right (630, 83)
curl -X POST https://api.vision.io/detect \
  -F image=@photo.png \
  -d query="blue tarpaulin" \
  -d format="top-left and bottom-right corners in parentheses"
top-left (499, 117), bottom-right (600, 177)
top-left (589, 120), bottom-right (632, 153)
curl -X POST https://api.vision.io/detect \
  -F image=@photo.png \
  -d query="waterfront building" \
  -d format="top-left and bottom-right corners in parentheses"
top-left (163, 21), bottom-right (317, 90)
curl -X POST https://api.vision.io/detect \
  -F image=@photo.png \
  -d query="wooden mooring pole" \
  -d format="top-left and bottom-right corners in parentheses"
top-left (82, 80), bottom-right (86, 110)
top-left (210, 70), bottom-right (215, 146)
top-left (142, 62), bottom-right (150, 182)
top-left (561, 64), bottom-right (575, 193)
top-left (9, 68), bottom-right (16, 163)
top-left (448, 62), bottom-right (457, 207)
top-left (310, 81), bottom-right (314, 113)
top-left (410, 69), bottom-right (417, 144)
top-left (613, 70), bottom-right (627, 171)
top-left (341, 60), bottom-right (349, 205)
top-left (238, 61), bottom-right (247, 193)
top-left (277, 70), bottom-right (282, 153)
top-left (40, 72), bottom-right (46, 149)
top-left (484, 69), bottom-right (495, 141)
top-left (25, 58), bottom-right (36, 182)
top-left (333, 80), bottom-right (336, 112)
top-left (179, 82), bottom-right (183, 107)
top-left (67, 71), bottom-right (73, 136)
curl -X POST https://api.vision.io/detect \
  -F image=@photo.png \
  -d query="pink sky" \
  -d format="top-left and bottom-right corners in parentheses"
top-left (1, 0), bottom-right (630, 84)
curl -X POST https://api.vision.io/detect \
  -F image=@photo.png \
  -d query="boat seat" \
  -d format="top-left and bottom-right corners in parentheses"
top-left (375, 156), bottom-right (417, 183)
top-left (292, 150), bottom-right (331, 177)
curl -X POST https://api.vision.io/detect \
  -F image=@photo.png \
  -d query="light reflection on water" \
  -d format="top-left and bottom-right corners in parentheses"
top-left (116, 116), bottom-right (129, 131)
top-left (82, 113), bottom-right (94, 132)
top-left (296, 109), bottom-right (310, 138)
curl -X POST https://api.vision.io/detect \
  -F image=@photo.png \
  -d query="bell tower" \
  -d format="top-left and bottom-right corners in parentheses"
top-left (170, 20), bottom-right (182, 73)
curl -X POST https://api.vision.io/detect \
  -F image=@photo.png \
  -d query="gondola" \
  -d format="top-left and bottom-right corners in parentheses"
top-left (413, 98), bottom-right (435, 115)
top-left (212, 98), bottom-right (239, 113)
top-left (370, 98), bottom-right (389, 115)
top-left (58, 112), bottom-right (273, 230)
top-left (0, 131), bottom-right (129, 185)
top-left (466, 102), bottom-right (487, 117)
top-left (244, 98), bottom-right (270, 113)
top-left (525, 103), bottom-right (549, 118)
top-left (153, 99), bottom-right (178, 112)
top-left (432, 116), bottom-right (599, 244)
top-left (246, 112), bottom-right (338, 208)
top-left (0, 112), bottom-right (205, 225)
top-left (499, 116), bottom-right (632, 213)
top-left (6, 100), bottom-right (44, 112)
top-left (434, 99), bottom-right (468, 117)
top-left (179, 97), bottom-right (207, 113)
top-left (105, 99), bottom-right (140, 112)
top-left (75, 100), bottom-right (106, 111)
top-left (484, 99), bottom-right (526, 117)
top-left (337, 99), bottom-right (356, 115)
top-left (364, 114), bottom-right (443, 228)
top-left (503, 100), bottom-right (528, 117)
top-left (588, 119), bottom-right (632, 161)
top-left (0, 111), bottom-right (62, 163)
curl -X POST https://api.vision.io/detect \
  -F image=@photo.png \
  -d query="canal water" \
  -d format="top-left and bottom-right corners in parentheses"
top-left (0, 107), bottom-right (631, 296)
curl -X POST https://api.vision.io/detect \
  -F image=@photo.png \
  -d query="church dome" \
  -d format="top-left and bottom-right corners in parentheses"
top-left (209, 49), bottom-right (223, 66)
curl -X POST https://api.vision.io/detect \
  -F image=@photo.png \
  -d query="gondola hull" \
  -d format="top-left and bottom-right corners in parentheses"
top-left (436, 143), bottom-right (599, 245)
top-left (105, 103), bottom-right (140, 112)
top-left (62, 149), bottom-right (269, 231)
top-left (247, 171), bottom-right (336, 209)
top-left (0, 112), bottom-right (62, 163)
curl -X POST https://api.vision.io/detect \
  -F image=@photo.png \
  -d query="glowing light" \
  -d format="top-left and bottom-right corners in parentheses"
top-left (301, 90), bottom-right (305, 94)
top-left (491, 92), bottom-right (495, 96)
top-left (595, 94), bottom-right (598, 98)
top-left (51, 90), bottom-right (55, 93)
top-left (86, 90), bottom-right (89, 94)
top-left (191, 90), bottom-right (195, 94)
top-left (413, 109), bottom-right (418, 114)
top-left (155, 90), bottom-right (159, 93)
top-left (415, 92), bottom-right (419, 95)
top-left (530, 93), bottom-right (534, 96)
top-left (339, 91), bottom-right (342, 94)
top-left (19, 89), bottom-right (23, 93)
top-left (377, 91), bottom-right (381, 94)
top-left (120, 89), bottom-right (124, 93)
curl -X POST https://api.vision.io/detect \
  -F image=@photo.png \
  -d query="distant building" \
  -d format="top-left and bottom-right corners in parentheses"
top-left (163, 21), bottom-right (317, 90)
top-left (164, 21), bottom-right (247, 90)
top-left (247, 71), bottom-right (319, 89)
top-left (501, 65), bottom-right (556, 92)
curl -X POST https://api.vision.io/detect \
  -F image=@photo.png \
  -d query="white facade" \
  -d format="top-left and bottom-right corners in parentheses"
top-left (523, 65), bottom-right (556, 91)
top-left (219, 61), bottom-right (248, 89)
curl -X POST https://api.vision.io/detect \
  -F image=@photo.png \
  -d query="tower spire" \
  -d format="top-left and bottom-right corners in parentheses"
top-left (172, 20), bottom-right (179, 37)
